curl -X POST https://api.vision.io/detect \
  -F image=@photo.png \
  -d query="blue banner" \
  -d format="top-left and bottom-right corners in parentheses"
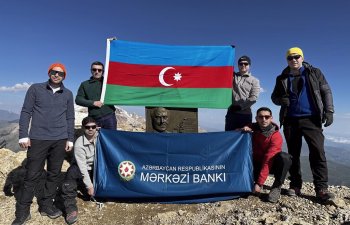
top-left (94, 129), bottom-right (253, 203)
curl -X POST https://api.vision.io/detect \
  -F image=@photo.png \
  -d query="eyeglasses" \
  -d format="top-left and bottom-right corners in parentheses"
top-left (287, 55), bottom-right (301, 61)
top-left (239, 62), bottom-right (249, 66)
top-left (91, 68), bottom-right (103, 73)
top-left (84, 125), bottom-right (97, 130)
top-left (258, 115), bottom-right (271, 120)
top-left (49, 70), bottom-right (65, 77)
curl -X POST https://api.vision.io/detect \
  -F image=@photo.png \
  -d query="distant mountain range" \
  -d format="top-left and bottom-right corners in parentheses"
top-left (282, 140), bottom-right (350, 186)
top-left (0, 109), bottom-right (19, 122)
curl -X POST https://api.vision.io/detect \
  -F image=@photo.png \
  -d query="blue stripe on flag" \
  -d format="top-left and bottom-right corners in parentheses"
top-left (109, 40), bottom-right (235, 66)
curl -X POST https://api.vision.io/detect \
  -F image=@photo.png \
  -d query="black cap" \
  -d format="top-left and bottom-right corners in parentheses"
top-left (238, 55), bottom-right (251, 65)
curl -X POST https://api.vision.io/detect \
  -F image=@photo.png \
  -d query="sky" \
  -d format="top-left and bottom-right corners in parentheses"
top-left (0, 0), bottom-right (349, 142)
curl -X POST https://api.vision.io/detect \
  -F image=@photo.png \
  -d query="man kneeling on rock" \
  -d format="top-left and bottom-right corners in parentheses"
top-left (239, 107), bottom-right (292, 203)
top-left (61, 117), bottom-right (98, 224)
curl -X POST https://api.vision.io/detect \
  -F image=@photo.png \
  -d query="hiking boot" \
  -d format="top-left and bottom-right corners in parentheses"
top-left (286, 187), bottom-right (301, 196)
top-left (11, 213), bottom-right (31, 225)
top-left (40, 205), bottom-right (62, 219)
top-left (316, 189), bottom-right (335, 202)
top-left (267, 186), bottom-right (281, 203)
top-left (65, 211), bottom-right (78, 225)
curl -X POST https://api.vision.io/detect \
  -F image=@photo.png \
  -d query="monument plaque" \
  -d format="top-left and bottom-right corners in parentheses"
top-left (146, 107), bottom-right (198, 133)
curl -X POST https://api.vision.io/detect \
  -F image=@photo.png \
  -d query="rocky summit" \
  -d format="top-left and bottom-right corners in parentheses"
top-left (1, 107), bottom-right (350, 225)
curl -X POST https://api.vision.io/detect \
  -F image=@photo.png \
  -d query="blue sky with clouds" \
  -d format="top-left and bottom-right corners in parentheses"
top-left (0, 0), bottom-right (349, 141)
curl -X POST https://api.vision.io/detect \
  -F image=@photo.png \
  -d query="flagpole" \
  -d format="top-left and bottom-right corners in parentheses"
top-left (100, 37), bottom-right (117, 103)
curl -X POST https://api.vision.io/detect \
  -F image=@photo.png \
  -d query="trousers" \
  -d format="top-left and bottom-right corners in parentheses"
top-left (16, 139), bottom-right (66, 215)
top-left (283, 116), bottom-right (328, 191)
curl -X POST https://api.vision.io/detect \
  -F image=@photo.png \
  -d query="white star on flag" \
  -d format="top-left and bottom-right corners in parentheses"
top-left (173, 72), bottom-right (182, 81)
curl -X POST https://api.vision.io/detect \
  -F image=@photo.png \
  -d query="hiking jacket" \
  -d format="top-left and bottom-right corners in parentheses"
top-left (74, 133), bottom-right (98, 189)
top-left (250, 122), bottom-right (283, 186)
top-left (228, 72), bottom-right (260, 113)
top-left (19, 81), bottom-right (75, 142)
top-left (75, 76), bottom-right (115, 119)
top-left (271, 62), bottom-right (334, 126)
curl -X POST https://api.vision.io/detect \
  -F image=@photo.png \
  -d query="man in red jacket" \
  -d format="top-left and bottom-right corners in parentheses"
top-left (240, 107), bottom-right (292, 203)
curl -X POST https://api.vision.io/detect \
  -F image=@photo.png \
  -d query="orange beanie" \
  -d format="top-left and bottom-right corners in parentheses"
top-left (48, 63), bottom-right (67, 78)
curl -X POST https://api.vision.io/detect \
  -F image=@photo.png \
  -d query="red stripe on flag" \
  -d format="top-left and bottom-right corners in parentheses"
top-left (107, 62), bottom-right (233, 88)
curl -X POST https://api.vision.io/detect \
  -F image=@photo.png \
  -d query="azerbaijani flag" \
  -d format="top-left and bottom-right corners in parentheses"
top-left (101, 39), bottom-right (235, 108)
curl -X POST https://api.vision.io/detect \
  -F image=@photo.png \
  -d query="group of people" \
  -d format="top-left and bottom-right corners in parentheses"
top-left (12, 46), bottom-right (335, 225)
top-left (226, 47), bottom-right (334, 204)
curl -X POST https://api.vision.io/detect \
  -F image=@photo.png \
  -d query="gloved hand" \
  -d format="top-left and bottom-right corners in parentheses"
top-left (322, 112), bottom-right (333, 127)
top-left (280, 98), bottom-right (290, 107)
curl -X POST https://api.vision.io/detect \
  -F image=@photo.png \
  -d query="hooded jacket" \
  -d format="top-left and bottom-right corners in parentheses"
top-left (271, 62), bottom-right (334, 126)
top-left (250, 122), bottom-right (283, 186)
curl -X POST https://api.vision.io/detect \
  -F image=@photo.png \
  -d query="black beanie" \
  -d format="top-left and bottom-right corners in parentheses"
top-left (238, 55), bottom-right (251, 65)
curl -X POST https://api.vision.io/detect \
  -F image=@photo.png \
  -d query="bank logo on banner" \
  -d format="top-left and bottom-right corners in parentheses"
top-left (118, 161), bottom-right (136, 181)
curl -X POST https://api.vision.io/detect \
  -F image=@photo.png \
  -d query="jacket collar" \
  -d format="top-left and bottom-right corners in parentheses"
top-left (252, 122), bottom-right (279, 137)
top-left (82, 133), bottom-right (98, 146)
top-left (89, 76), bottom-right (104, 83)
top-left (45, 80), bottom-right (64, 93)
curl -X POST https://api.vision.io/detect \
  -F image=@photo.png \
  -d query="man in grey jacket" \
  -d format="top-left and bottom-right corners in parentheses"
top-left (225, 55), bottom-right (260, 130)
top-left (61, 116), bottom-right (98, 224)
top-left (13, 63), bottom-right (75, 225)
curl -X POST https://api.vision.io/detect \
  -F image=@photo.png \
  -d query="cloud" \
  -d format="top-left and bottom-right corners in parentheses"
top-left (0, 82), bottom-right (32, 92)
top-left (325, 135), bottom-right (350, 144)
top-left (343, 113), bottom-right (350, 119)
top-left (260, 87), bottom-right (266, 93)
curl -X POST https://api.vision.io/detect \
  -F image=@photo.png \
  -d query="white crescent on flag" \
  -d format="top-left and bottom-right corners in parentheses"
top-left (159, 67), bottom-right (174, 86)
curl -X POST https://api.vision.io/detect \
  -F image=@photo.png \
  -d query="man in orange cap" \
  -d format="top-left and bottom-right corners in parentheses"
top-left (13, 63), bottom-right (75, 225)
top-left (271, 47), bottom-right (335, 203)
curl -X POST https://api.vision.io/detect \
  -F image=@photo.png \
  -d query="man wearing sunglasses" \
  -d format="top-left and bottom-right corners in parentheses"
top-left (225, 55), bottom-right (260, 131)
top-left (13, 63), bottom-right (75, 225)
top-left (271, 47), bottom-right (335, 203)
top-left (76, 61), bottom-right (116, 129)
top-left (61, 116), bottom-right (98, 224)
top-left (240, 107), bottom-right (292, 203)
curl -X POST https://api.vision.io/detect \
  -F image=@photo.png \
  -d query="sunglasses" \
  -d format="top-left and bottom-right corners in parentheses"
top-left (258, 115), bottom-right (271, 120)
top-left (91, 68), bottom-right (103, 72)
top-left (49, 70), bottom-right (65, 77)
top-left (239, 62), bottom-right (249, 66)
top-left (287, 55), bottom-right (301, 61)
top-left (84, 125), bottom-right (97, 130)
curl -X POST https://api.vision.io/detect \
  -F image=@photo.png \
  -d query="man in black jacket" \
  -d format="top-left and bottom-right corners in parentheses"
top-left (271, 47), bottom-right (335, 203)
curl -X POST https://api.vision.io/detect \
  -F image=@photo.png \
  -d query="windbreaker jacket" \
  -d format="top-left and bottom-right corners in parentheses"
top-left (230, 72), bottom-right (260, 111)
top-left (74, 133), bottom-right (98, 189)
top-left (250, 122), bottom-right (283, 186)
top-left (271, 62), bottom-right (334, 126)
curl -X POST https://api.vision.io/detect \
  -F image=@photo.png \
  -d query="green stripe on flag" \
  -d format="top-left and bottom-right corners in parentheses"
top-left (103, 84), bottom-right (232, 108)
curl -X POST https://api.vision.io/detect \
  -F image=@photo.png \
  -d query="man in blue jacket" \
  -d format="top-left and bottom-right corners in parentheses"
top-left (271, 47), bottom-right (335, 203)
top-left (13, 63), bottom-right (75, 225)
